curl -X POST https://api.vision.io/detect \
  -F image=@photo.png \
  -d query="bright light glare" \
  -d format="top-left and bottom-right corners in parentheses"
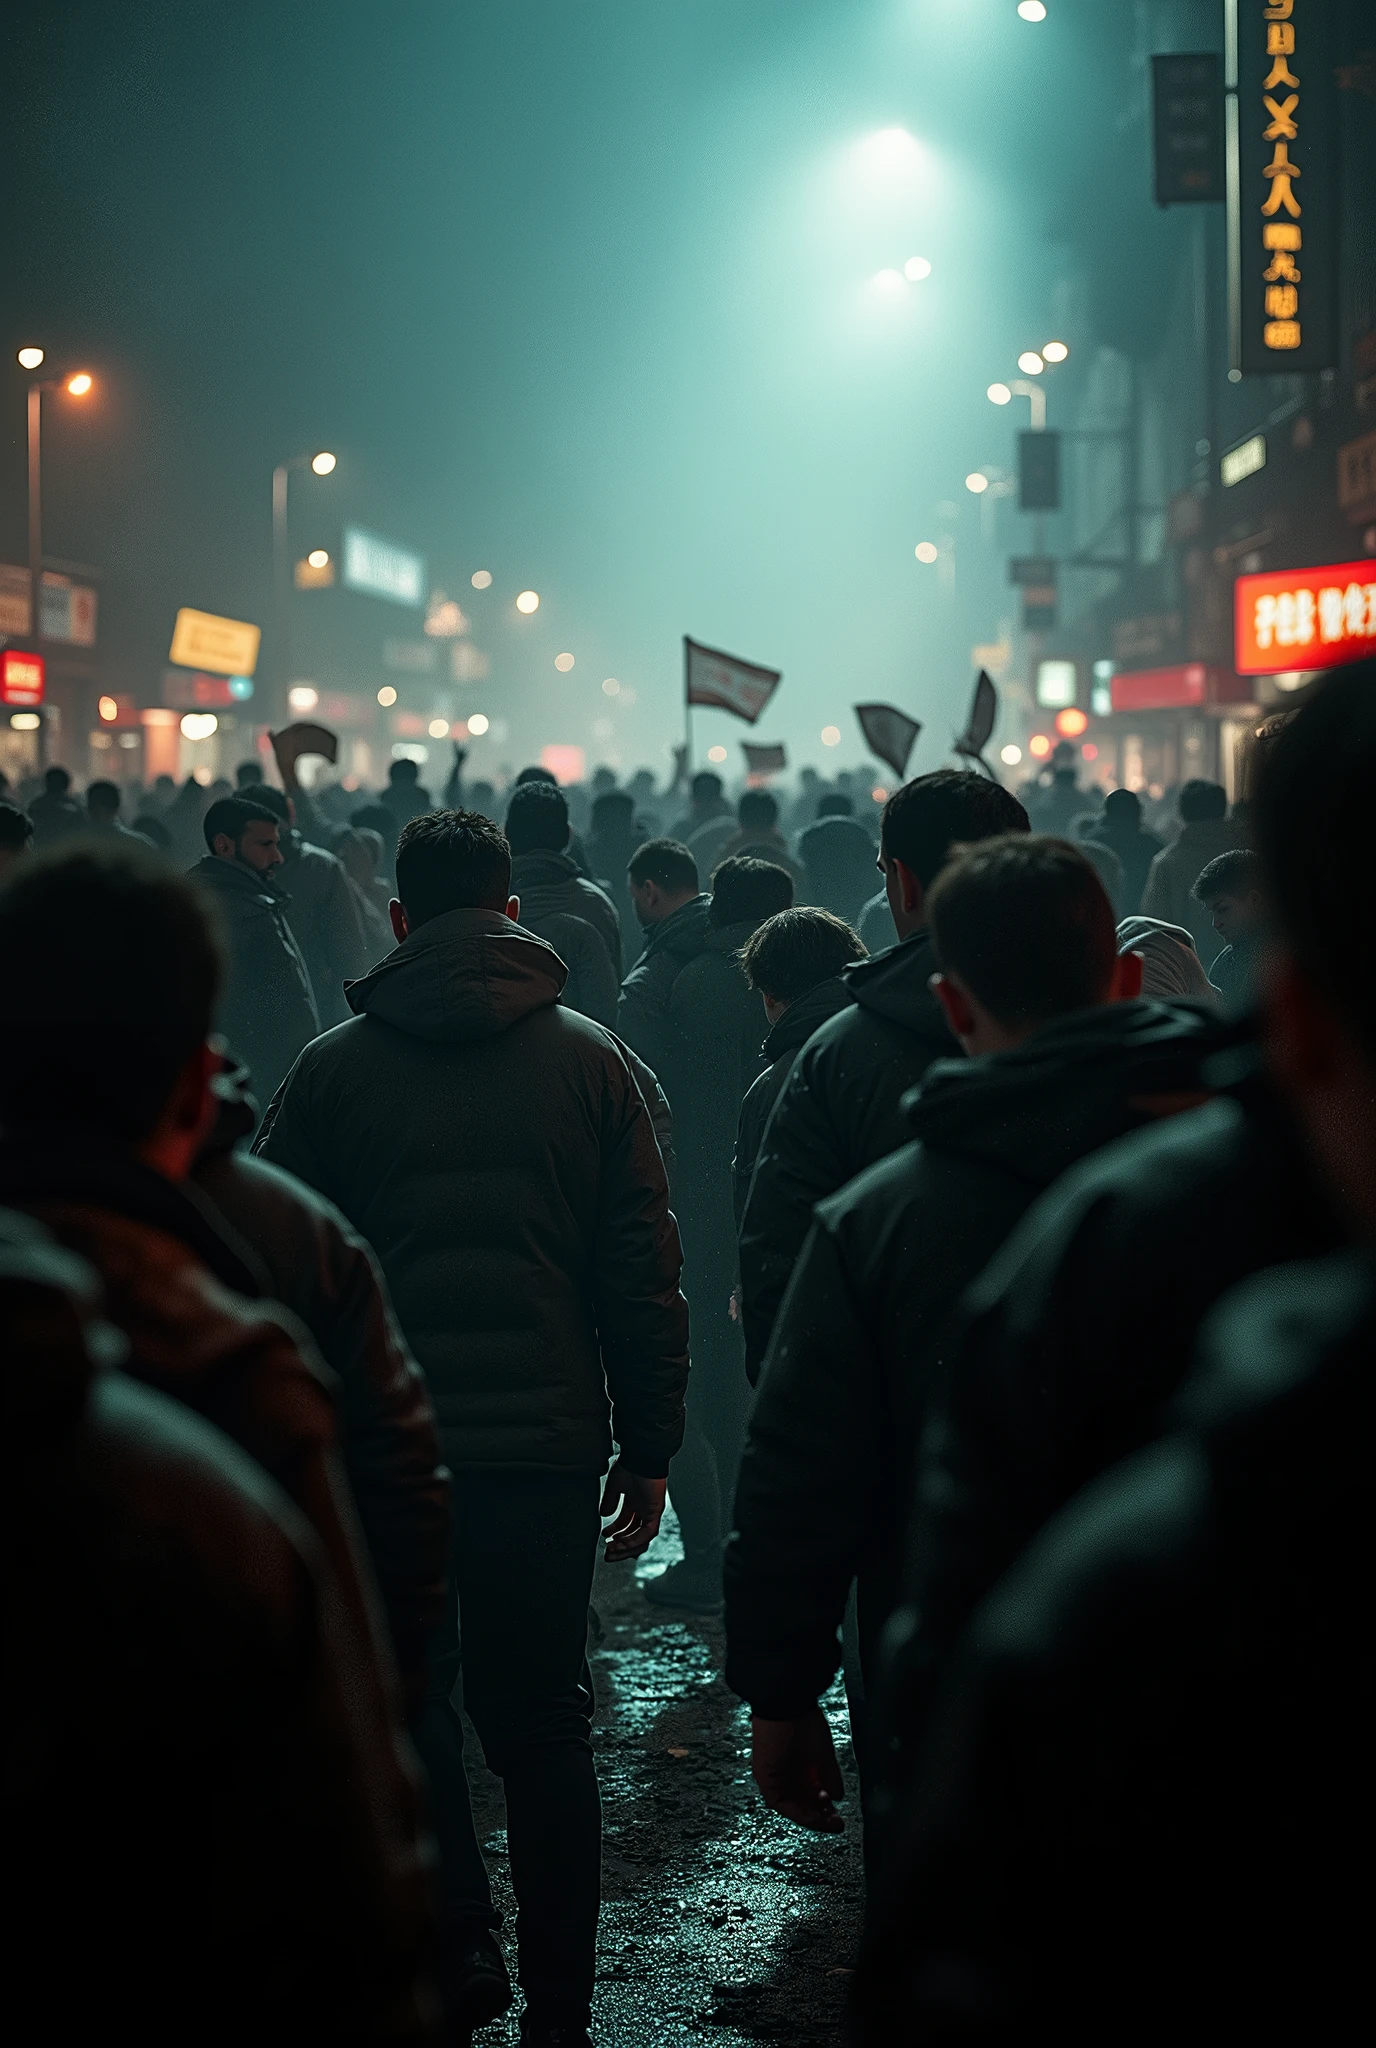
top-left (915, 541), bottom-right (939, 564)
top-left (311, 451), bottom-right (336, 475)
top-left (66, 372), bottom-right (93, 396)
top-left (872, 268), bottom-right (906, 296)
top-left (287, 685), bottom-right (319, 713)
top-left (98, 695), bottom-right (119, 722)
top-left (1042, 340), bottom-right (1070, 363)
top-left (554, 652), bottom-right (575, 673)
top-left (428, 718), bottom-right (450, 739)
top-left (821, 726), bottom-right (841, 747)
top-left (965, 471), bottom-right (990, 494)
top-left (10, 712), bottom-right (41, 731)
top-left (1017, 1), bottom-right (1048, 20)
top-left (467, 713), bottom-right (490, 736)
top-left (1017, 351), bottom-right (1045, 375)
top-left (602, 678), bottom-right (620, 696)
top-left (904, 256), bottom-right (932, 281)
top-left (1082, 742), bottom-right (1099, 761)
top-left (515, 590), bottom-right (540, 614)
top-left (987, 382), bottom-right (1012, 405)
top-left (17, 347), bottom-right (44, 369)
top-left (1029, 733), bottom-right (1052, 758)
top-left (707, 745), bottom-right (728, 764)
top-left (1000, 744), bottom-right (1024, 766)
top-left (377, 685), bottom-right (398, 707)
top-left (471, 570), bottom-right (493, 590)
top-left (307, 548), bottom-right (330, 568)
top-left (180, 713), bottom-right (218, 741)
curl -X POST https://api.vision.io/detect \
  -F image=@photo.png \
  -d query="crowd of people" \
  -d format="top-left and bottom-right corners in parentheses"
top-left (0, 670), bottom-right (1359, 2042)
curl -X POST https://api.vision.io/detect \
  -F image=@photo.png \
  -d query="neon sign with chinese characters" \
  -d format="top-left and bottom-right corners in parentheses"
top-left (1227, 1), bottom-right (1337, 375)
top-left (1235, 562), bottom-right (1376, 675)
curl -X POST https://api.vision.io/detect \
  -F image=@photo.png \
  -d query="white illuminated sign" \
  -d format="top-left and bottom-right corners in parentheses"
top-left (342, 527), bottom-right (426, 608)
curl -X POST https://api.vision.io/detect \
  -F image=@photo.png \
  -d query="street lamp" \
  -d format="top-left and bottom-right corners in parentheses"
top-left (18, 349), bottom-right (95, 766)
top-left (271, 451), bottom-right (336, 705)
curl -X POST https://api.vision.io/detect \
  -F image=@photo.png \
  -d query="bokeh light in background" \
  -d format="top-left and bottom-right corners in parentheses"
top-left (987, 382), bottom-right (1012, 404)
top-left (1000, 743), bottom-right (1023, 765)
top-left (180, 713), bottom-right (218, 740)
top-left (1056, 707), bottom-right (1089, 737)
top-left (467, 713), bottom-right (490, 735)
top-left (914, 541), bottom-right (939, 564)
top-left (903, 255), bottom-right (932, 281)
top-left (288, 685), bottom-right (319, 712)
top-left (1028, 733), bottom-right (1052, 758)
top-left (554, 652), bottom-right (575, 672)
top-left (377, 685), bottom-right (397, 707)
top-left (1017, 350), bottom-right (1044, 374)
top-left (66, 372), bottom-right (93, 396)
top-left (307, 548), bottom-right (330, 568)
top-left (821, 725), bottom-right (841, 747)
top-left (872, 267), bottom-right (906, 296)
top-left (428, 718), bottom-right (450, 738)
top-left (965, 471), bottom-right (990, 494)
top-left (1017, 2), bottom-right (1048, 20)
top-left (515, 590), bottom-right (540, 614)
top-left (1042, 339), bottom-right (1070, 362)
top-left (98, 696), bottom-right (118, 722)
top-left (17, 346), bottom-right (44, 369)
top-left (470, 570), bottom-right (493, 589)
top-left (707, 745), bottom-right (728, 763)
top-left (310, 451), bottom-right (336, 474)
top-left (602, 678), bottom-right (620, 696)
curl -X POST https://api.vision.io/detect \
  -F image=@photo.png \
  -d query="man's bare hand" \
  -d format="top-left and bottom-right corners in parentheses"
top-left (600, 1461), bottom-right (667, 1563)
top-left (751, 1706), bottom-right (845, 1833)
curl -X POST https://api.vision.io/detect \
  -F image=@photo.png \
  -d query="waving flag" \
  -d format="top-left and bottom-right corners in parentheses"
top-left (954, 669), bottom-right (999, 773)
top-left (742, 741), bottom-right (787, 776)
top-left (855, 704), bottom-right (921, 781)
top-left (685, 637), bottom-right (782, 724)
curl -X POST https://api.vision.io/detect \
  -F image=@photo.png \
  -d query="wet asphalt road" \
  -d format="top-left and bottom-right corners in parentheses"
top-left (463, 1511), bottom-right (864, 2046)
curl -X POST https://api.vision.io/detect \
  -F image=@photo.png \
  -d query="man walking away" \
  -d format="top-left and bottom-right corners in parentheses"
top-left (505, 780), bottom-right (622, 1023)
top-left (726, 838), bottom-right (1218, 1839)
top-left (616, 838), bottom-right (709, 1077)
top-left (254, 783), bottom-right (372, 1028)
top-left (27, 763), bottom-right (83, 848)
top-left (1086, 787), bottom-right (1163, 913)
top-left (706, 789), bottom-right (804, 886)
top-left (739, 771), bottom-right (1029, 1381)
top-left (85, 779), bottom-right (152, 845)
top-left (257, 810), bottom-right (689, 2048)
top-left (1193, 847), bottom-right (1268, 1009)
top-left (733, 907), bottom-right (865, 1226)
top-left (584, 789), bottom-right (645, 966)
top-left (191, 796), bottom-right (319, 1107)
top-left (0, 800), bottom-right (34, 879)
top-left (1140, 778), bottom-right (1239, 956)
top-left (645, 855), bottom-right (794, 1614)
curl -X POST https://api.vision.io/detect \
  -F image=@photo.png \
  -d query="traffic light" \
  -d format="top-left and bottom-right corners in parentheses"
top-left (1019, 430), bottom-right (1061, 512)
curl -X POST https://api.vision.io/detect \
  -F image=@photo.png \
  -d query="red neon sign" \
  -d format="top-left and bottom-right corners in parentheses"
top-left (1235, 561), bottom-right (1376, 676)
top-left (1, 650), bottom-right (45, 706)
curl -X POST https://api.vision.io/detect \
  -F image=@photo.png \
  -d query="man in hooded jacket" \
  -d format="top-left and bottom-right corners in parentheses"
top-left (256, 809), bottom-right (689, 2048)
top-left (254, 784), bottom-right (373, 1027)
top-left (738, 771), bottom-right (1029, 1380)
top-left (504, 780), bottom-right (621, 1025)
top-left (724, 837), bottom-right (1220, 1840)
top-left (615, 837), bottom-right (711, 1075)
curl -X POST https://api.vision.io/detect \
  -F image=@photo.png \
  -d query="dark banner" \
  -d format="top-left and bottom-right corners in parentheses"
top-left (1229, 0), bottom-right (1339, 376)
top-left (1153, 53), bottom-right (1225, 204)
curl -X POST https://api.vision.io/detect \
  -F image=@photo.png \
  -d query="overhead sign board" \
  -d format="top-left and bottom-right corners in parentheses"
top-left (0, 566), bottom-right (99, 643)
top-left (1, 650), bottom-right (45, 706)
top-left (1221, 433), bottom-right (1267, 487)
top-left (162, 670), bottom-right (255, 709)
top-left (168, 607), bottom-right (261, 677)
top-left (342, 527), bottom-right (426, 607)
top-left (1227, 0), bottom-right (1339, 375)
top-left (1235, 560), bottom-right (1376, 674)
top-left (1152, 53), bottom-right (1225, 204)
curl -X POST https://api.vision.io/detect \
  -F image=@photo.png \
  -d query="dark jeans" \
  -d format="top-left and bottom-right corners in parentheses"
top-left (672, 1217), bottom-right (751, 1569)
top-left (412, 1467), bottom-right (603, 2029)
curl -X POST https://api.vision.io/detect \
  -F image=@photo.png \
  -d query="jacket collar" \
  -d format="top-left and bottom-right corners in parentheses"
top-left (762, 975), bottom-right (855, 1062)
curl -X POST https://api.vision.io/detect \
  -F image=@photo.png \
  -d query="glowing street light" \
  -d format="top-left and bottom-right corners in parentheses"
top-left (377, 685), bottom-right (398, 706)
top-left (428, 718), bottom-right (450, 739)
top-left (467, 713), bottom-right (490, 735)
top-left (988, 382), bottom-right (1012, 405)
top-left (1017, 350), bottom-right (1045, 375)
top-left (310, 450), bottom-right (336, 475)
top-left (17, 347), bottom-right (44, 369)
top-left (66, 372), bottom-right (93, 397)
top-left (1000, 744), bottom-right (1023, 766)
top-left (904, 256), bottom-right (932, 281)
top-left (515, 590), bottom-right (540, 614)
top-left (471, 570), bottom-right (493, 589)
top-left (1017, 1), bottom-right (1048, 20)
top-left (98, 695), bottom-right (119, 722)
top-left (273, 448), bottom-right (337, 699)
top-left (965, 471), bottom-right (991, 494)
top-left (288, 684), bottom-right (320, 713)
top-left (1042, 339), bottom-right (1070, 363)
top-left (19, 352), bottom-right (97, 766)
top-left (915, 541), bottom-right (939, 564)
top-left (306, 548), bottom-right (330, 569)
top-left (554, 652), bottom-right (575, 672)
top-left (180, 713), bottom-right (219, 741)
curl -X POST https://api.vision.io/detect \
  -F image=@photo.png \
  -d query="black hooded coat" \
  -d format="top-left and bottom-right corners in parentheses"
top-left (189, 854), bottom-right (319, 1107)
top-left (724, 999), bottom-right (1221, 1721)
top-left (508, 849), bottom-right (621, 1026)
top-left (615, 892), bottom-right (711, 1078)
top-left (732, 975), bottom-right (855, 1231)
top-left (737, 931), bottom-right (953, 1378)
top-left (256, 908), bottom-right (689, 1477)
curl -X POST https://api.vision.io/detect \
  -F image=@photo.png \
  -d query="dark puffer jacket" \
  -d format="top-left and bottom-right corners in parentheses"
top-left (616, 892), bottom-right (711, 1077)
top-left (193, 1073), bottom-right (449, 1690)
top-left (738, 931), bottom-right (953, 1377)
top-left (257, 908), bottom-right (689, 1476)
top-left (276, 828), bottom-right (373, 1029)
top-left (189, 854), bottom-right (319, 1107)
top-left (858, 1252), bottom-right (1374, 2043)
top-left (732, 975), bottom-right (855, 1233)
top-left (508, 851), bottom-right (620, 1026)
top-left (724, 1000), bottom-right (1221, 1721)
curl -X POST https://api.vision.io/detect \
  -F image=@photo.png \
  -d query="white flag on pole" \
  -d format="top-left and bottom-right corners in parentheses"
top-left (684, 637), bottom-right (782, 725)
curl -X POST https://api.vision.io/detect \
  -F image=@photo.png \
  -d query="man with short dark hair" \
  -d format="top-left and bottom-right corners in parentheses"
top-left (645, 855), bottom-right (795, 1612)
top-left (191, 796), bottom-right (319, 1107)
top-left (252, 783), bottom-right (371, 1028)
top-left (734, 907), bottom-right (866, 1224)
top-left (616, 838), bottom-right (709, 1073)
top-left (1193, 845), bottom-right (1267, 1006)
top-left (27, 763), bottom-right (83, 848)
top-left (504, 781), bottom-right (621, 1022)
top-left (1085, 786), bottom-right (1164, 913)
top-left (85, 778), bottom-right (152, 846)
top-left (667, 767), bottom-right (731, 848)
top-left (725, 837), bottom-right (1219, 1840)
top-left (0, 799), bottom-right (35, 878)
top-left (257, 807), bottom-right (689, 2047)
top-left (235, 758), bottom-right (265, 788)
top-left (738, 770), bottom-right (1029, 1379)
top-left (705, 788), bottom-right (803, 883)
top-left (1141, 777), bottom-right (1239, 954)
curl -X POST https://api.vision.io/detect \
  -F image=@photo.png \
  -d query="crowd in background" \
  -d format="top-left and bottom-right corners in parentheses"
top-left (0, 669), bottom-right (1353, 2043)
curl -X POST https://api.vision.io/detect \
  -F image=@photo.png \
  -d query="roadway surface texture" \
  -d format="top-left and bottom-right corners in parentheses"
top-left (464, 1510), bottom-right (864, 2046)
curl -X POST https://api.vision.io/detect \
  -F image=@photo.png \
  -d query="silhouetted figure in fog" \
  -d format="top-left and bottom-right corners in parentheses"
top-left (505, 781), bottom-right (622, 1023)
top-left (254, 783), bottom-right (371, 1028)
top-left (707, 788), bottom-right (803, 885)
top-left (584, 788), bottom-right (645, 966)
top-left (257, 809), bottom-right (688, 2047)
top-left (84, 778), bottom-right (150, 844)
top-left (857, 662), bottom-right (1376, 2043)
top-left (1084, 787), bottom-right (1163, 913)
top-left (798, 812), bottom-right (883, 924)
top-left (616, 839), bottom-right (709, 1077)
top-left (739, 771), bottom-right (1029, 1381)
top-left (0, 800), bottom-right (34, 879)
top-left (1141, 778), bottom-right (1240, 957)
top-left (380, 756), bottom-right (434, 837)
top-left (667, 768), bottom-right (732, 849)
top-left (191, 796), bottom-right (319, 1108)
top-left (27, 764), bottom-right (83, 848)
top-left (1193, 846), bottom-right (1268, 1008)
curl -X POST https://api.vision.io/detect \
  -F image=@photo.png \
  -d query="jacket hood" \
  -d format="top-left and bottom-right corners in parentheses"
top-left (704, 915), bottom-right (760, 956)
top-left (906, 998), bottom-right (1219, 1187)
top-left (510, 848), bottom-right (581, 890)
top-left (346, 906), bottom-right (566, 1043)
top-left (644, 892), bottom-right (712, 962)
top-left (762, 975), bottom-right (855, 1064)
top-left (843, 930), bottom-right (949, 1040)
